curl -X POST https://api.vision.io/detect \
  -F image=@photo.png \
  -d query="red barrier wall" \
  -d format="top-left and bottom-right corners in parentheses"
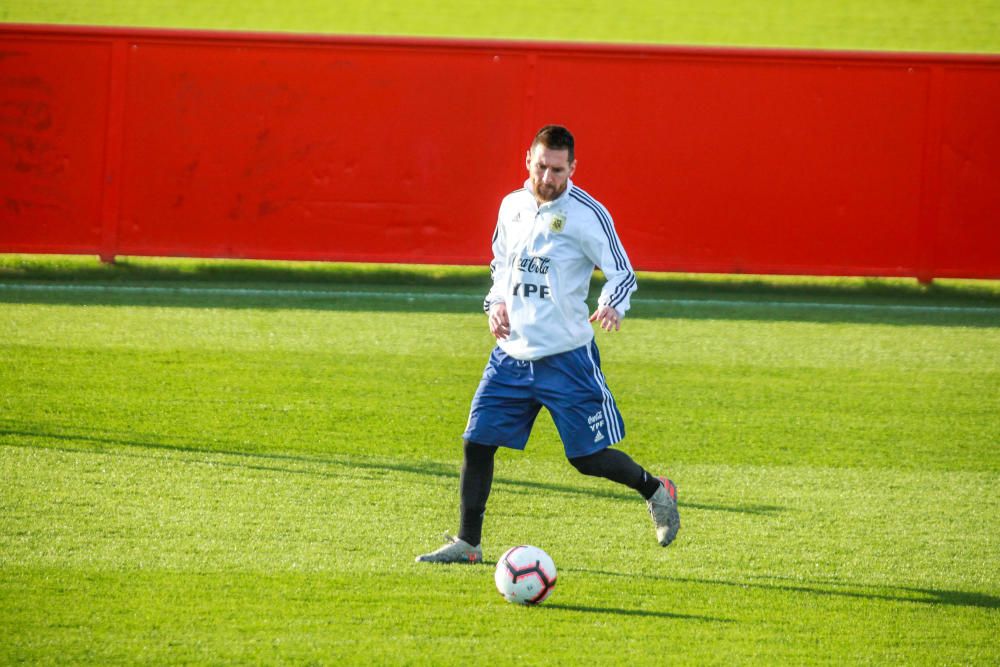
top-left (2, 24), bottom-right (999, 279)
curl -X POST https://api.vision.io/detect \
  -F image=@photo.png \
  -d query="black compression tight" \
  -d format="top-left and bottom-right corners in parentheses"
top-left (458, 440), bottom-right (498, 547)
top-left (457, 441), bottom-right (662, 547)
top-left (568, 448), bottom-right (663, 500)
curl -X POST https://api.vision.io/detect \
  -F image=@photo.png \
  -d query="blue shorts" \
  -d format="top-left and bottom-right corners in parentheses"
top-left (462, 340), bottom-right (625, 458)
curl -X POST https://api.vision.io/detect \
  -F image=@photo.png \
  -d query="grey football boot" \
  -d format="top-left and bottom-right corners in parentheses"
top-left (415, 534), bottom-right (483, 564)
top-left (647, 477), bottom-right (680, 547)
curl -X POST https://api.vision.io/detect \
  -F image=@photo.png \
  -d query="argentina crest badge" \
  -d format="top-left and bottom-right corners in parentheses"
top-left (550, 212), bottom-right (567, 233)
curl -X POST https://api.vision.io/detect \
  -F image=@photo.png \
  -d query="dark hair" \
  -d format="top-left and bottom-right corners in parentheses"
top-left (531, 125), bottom-right (575, 163)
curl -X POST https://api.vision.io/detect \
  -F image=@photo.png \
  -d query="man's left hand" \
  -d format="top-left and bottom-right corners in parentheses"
top-left (589, 305), bottom-right (622, 332)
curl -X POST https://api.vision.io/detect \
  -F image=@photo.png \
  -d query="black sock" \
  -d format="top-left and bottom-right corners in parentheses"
top-left (569, 448), bottom-right (663, 500)
top-left (458, 440), bottom-right (497, 546)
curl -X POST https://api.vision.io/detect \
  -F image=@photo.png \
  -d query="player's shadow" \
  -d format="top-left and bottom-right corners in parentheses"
top-left (0, 424), bottom-right (785, 519)
top-left (566, 568), bottom-right (1000, 611)
top-left (489, 475), bottom-right (784, 516)
top-left (544, 602), bottom-right (732, 623)
top-left (352, 457), bottom-right (785, 516)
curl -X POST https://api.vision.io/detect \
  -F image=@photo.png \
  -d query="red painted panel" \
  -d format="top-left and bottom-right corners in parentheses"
top-left (0, 36), bottom-right (110, 253)
top-left (1, 25), bottom-right (999, 279)
top-left (933, 66), bottom-right (1000, 278)
top-left (117, 41), bottom-right (526, 264)
top-left (532, 54), bottom-right (929, 275)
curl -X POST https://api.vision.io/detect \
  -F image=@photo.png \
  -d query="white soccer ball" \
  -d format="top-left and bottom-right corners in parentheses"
top-left (494, 545), bottom-right (557, 605)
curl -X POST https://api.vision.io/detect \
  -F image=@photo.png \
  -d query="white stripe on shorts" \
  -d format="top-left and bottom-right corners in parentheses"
top-left (585, 343), bottom-right (622, 444)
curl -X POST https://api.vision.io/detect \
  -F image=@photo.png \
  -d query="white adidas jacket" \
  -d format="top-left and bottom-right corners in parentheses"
top-left (484, 179), bottom-right (638, 361)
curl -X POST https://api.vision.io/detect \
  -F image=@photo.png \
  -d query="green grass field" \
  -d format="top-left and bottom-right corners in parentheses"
top-left (1, 256), bottom-right (998, 664)
top-left (3, 0), bottom-right (1000, 53)
top-left (3, 3), bottom-right (998, 663)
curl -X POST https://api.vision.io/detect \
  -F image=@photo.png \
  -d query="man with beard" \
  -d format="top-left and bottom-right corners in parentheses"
top-left (417, 125), bottom-right (679, 563)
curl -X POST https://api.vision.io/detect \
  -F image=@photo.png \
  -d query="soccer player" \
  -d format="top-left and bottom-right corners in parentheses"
top-left (416, 125), bottom-right (679, 563)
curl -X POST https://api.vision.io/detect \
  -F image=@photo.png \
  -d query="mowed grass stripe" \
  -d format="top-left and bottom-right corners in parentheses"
top-left (3, 281), bottom-right (999, 315)
top-left (4, 0), bottom-right (999, 53)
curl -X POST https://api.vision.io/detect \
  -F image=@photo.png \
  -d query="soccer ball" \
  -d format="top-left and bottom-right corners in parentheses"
top-left (494, 545), bottom-right (557, 605)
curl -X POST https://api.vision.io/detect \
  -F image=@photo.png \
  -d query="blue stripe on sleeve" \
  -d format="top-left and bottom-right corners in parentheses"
top-left (569, 188), bottom-right (636, 307)
top-left (569, 189), bottom-right (629, 272)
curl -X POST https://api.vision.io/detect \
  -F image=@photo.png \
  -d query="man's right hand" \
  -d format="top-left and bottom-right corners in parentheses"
top-left (488, 302), bottom-right (510, 340)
